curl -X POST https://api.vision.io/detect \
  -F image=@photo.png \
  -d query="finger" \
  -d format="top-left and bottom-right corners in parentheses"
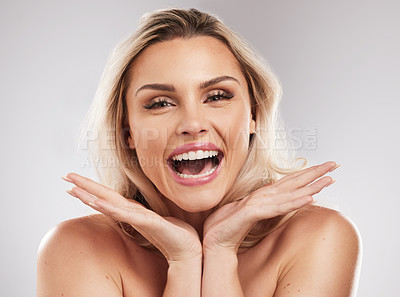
top-left (268, 175), bottom-right (334, 205)
top-left (65, 173), bottom-right (134, 208)
top-left (290, 175), bottom-right (335, 199)
top-left (67, 187), bottom-right (97, 205)
top-left (68, 186), bottom-right (184, 239)
top-left (254, 176), bottom-right (335, 219)
top-left (275, 195), bottom-right (314, 215)
top-left (247, 193), bottom-right (313, 222)
top-left (272, 164), bottom-right (319, 186)
top-left (259, 175), bottom-right (333, 207)
top-left (275, 161), bottom-right (338, 191)
top-left (89, 198), bottom-right (190, 252)
top-left (89, 196), bottom-right (152, 227)
top-left (274, 161), bottom-right (339, 187)
top-left (72, 189), bottom-right (163, 234)
top-left (69, 186), bottom-right (141, 211)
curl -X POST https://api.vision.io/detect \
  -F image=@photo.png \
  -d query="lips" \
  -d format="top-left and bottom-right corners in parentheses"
top-left (167, 142), bottom-right (224, 186)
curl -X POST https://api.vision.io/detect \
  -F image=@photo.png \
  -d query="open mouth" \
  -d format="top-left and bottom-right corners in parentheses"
top-left (167, 150), bottom-right (224, 179)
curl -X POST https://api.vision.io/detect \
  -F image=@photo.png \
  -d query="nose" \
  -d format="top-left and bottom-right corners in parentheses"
top-left (175, 105), bottom-right (209, 136)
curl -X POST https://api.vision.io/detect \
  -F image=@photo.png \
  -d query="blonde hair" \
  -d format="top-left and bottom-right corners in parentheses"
top-left (78, 8), bottom-right (307, 248)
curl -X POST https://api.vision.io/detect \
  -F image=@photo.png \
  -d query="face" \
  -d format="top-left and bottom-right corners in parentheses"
top-left (126, 36), bottom-right (255, 212)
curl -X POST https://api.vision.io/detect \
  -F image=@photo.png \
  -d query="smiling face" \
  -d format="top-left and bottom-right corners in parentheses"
top-left (126, 36), bottom-right (255, 212)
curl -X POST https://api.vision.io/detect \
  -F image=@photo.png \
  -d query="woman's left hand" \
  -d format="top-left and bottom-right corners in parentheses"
top-left (202, 161), bottom-right (339, 255)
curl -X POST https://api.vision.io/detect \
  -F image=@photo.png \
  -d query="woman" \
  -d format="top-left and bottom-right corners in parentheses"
top-left (37, 8), bottom-right (361, 297)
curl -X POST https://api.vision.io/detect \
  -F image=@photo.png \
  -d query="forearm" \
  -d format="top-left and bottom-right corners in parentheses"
top-left (163, 258), bottom-right (202, 297)
top-left (202, 249), bottom-right (244, 297)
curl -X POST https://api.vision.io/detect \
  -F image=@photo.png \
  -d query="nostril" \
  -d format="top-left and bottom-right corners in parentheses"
top-left (182, 130), bottom-right (206, 135)
top-left (176, 113), bottom-right (209, 135)
top-left (180, 128), bottom-right (208, 136)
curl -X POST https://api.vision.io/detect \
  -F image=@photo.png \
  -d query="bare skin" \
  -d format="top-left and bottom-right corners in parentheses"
top-left (37, 163), bottom-right (361, 297)
top-left (37, 37), bottom-right (361, 296)
top-left (37, 204), bottom-right (361, 297)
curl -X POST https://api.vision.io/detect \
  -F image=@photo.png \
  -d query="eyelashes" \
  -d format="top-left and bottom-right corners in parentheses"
top-left (204, 90), bottom-right (234, 102)
top-left (143, 97), bottom-right (174, 109)
top-left (142, 90), bottom-right (234, 110)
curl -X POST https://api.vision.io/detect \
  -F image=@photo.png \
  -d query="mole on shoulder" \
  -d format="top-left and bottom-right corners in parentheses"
top-left (283, 283), bottom-right (290, 289)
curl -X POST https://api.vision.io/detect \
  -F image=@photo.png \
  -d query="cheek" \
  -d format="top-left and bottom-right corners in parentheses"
top-left (218, 109), bottom-right (251, 149)
top-left (131, 125), bottom-right (169, 173)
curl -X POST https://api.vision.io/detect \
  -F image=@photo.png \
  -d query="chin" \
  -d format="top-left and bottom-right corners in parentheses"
top-left (167, 189), bottom-right (224, 213)
top-left (178, 202), bottom-right (219, 213)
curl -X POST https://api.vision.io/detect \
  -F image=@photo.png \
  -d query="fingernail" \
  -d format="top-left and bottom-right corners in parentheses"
top-left (66, 189), bottom-right (78, 198)
top-left (325, 178), bottom-right (336, 187)
top-left (89, 200), bottom-right (100, 208)
top-left (329, 163), bottom-right (341, 172)
top-left (61, 176), bottom-right (74, 183)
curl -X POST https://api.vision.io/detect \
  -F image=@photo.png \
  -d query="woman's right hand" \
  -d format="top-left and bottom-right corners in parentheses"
top-left (62, 173), bottom-right (202, 264)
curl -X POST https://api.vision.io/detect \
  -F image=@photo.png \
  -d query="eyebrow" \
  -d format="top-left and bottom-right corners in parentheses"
top-left (135, 83), bottom-right (175, 96)
top-left (135, 75), bottom-right (240, 96)
top-left (199, 75), bottom-right (240, 89)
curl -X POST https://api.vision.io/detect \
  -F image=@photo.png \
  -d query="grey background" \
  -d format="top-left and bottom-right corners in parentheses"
top-left (1, 0), bottom-right (399, 296)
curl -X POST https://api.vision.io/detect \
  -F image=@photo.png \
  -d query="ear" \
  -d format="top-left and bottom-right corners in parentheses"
top-left (127, 130), bottom-right (135, 149)
top-left (249, 118), bottom-right (256, 134)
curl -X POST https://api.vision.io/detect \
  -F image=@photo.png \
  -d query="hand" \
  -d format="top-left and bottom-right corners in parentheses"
top-left (202, 161), bottom-right (340, 254)
top-left (62, 173), bottom-right (202, 264)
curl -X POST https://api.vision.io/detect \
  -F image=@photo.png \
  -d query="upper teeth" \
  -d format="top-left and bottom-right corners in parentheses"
top-left (171, 150), bottom-right (219, 161)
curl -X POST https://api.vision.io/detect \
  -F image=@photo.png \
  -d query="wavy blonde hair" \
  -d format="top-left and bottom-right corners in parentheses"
top-left (78, 8), bottom-right (307, 248)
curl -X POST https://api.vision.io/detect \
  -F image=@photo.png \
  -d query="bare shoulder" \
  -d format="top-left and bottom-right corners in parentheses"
top-left (37, 214), bottom-right (128, 296)
top-left (284, 204), bottom-right (361, 245)
top-left (38, 214), bottom-right (128, 263)
top-left (273, 205), bottom-right (362, 296)
top-left (37, 214), bottom-right (125, 270)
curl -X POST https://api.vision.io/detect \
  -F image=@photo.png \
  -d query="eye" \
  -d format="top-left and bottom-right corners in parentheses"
top-left (204, 90), bottom-right (234, 103)
top-left (143, 97), bottom-right (175, 109)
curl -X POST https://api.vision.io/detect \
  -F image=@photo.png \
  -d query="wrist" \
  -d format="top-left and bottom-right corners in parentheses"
top-left (203, 247), bottom-right (238, 268)
top-left (164, 256), bottom-right (202, 297)
top-left (167, 255), bottom-right (203, 268)
top-left (164, 241), bottom-right (203, 264)
top-left (167, 257), bottom-right (202, 284)
top-left (203, 243), bottom-right (237, 258)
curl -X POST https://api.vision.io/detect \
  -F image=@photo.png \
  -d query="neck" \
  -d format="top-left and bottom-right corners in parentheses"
top-left (164, 199), bottom-right (214, 240)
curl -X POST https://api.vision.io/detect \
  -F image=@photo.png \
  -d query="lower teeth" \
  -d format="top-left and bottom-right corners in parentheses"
top-left (175, 165), bottom-right (217, 179)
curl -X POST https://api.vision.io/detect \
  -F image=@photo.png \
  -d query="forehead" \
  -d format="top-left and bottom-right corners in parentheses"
top-left (128, 36), bottom-right (246, 87)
